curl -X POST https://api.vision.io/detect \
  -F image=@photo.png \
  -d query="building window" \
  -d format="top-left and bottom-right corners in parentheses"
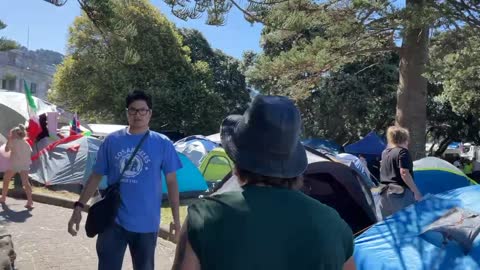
top-left (30, 83), bottom-right (37, 94)
top-left (1, 79), bottom-right (16, 90)
top-left (7, 53), bottom-right (16, 65)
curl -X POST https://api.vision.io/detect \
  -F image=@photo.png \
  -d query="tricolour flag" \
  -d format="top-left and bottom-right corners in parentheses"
top-left (24, 81), bottom-right (42, 146)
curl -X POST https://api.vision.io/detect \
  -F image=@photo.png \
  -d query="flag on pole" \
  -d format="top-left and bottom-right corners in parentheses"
top-left (70, 113), bottom-right (82, 136)
top-left (24, 81), bottom-right (42, 146)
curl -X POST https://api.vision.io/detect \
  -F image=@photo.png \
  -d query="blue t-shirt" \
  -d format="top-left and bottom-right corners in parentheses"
top-left (93, 128), bottom-right (182, 233)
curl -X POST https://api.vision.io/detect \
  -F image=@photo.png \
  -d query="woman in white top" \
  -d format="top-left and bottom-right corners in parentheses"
top-left (1, 125), bottom-right (34, 209)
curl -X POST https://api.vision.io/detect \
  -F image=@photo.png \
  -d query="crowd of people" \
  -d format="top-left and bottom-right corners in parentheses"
top-left (0, 89), bottom-right (456, 270)
top-left (63, 91), bottom-right (357, 270)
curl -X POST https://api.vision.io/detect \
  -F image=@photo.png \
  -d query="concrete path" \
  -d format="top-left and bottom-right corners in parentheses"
top-left (1, 198), bottom-right (175, 270)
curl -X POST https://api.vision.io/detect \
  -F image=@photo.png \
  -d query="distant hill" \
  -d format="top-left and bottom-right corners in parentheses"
top-left (17, 47), bottom-right (64, 66)
top-left (33, 49), bottom-right (64, 66)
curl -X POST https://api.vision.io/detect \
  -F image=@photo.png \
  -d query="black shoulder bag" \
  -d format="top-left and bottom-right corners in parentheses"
top-left (85, 131), bottom-right (149, 238)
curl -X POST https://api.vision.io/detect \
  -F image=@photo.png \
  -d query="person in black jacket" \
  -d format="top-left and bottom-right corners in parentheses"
top-left (377, 126), bottom-right (423, 218)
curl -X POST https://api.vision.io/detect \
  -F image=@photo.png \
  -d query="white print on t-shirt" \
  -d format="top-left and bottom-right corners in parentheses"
top-left (114, 147), bottom-right (152, 179)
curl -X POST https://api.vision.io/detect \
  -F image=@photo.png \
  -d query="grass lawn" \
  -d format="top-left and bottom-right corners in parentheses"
top-left (160, 198), bottom-right (198, 226)
top-left (33, 186), bottom-right (80, 200)
top-left (160, 205), bottom-right (189, 227)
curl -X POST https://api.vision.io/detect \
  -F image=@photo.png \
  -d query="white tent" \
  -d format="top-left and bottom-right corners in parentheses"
top-left (0, 90), bottom-right (57, 120)
top-left (87, 124), bottom-right (126, 137)
top-left (413, 156), bottom-right (464, 174)
top-left (0, 90), bottom-right (58, 144)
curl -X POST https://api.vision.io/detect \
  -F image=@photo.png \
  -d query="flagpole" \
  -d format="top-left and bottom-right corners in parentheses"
top-left (27, 26), bottom-right (30, 50)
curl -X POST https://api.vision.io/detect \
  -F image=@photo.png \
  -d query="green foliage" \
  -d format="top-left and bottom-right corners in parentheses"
top-left (42, 0), bottom-right (68, 6)
top-left (207, 0), bottom-right (479, 156)
top-left (50, 0), bottom-right (228, 135)
top-left (239, 50), bottom-right (258, 74)
top-left (2, 73), bottom-right (16, 81)
top-left (426, 82), bottom-right (480, 156)
top-left (0, 20), bottom-right (19, 52)
top-left (299, 54), bottom-right (398, 144)
top-left (290, 52), bottom-right (480, 147)
top-left (180, 29), bottom-right (250, 114)
top-left (76, 0), bottom-right (480, 153)
top-left (244, 0), bottom-right (403, 100)
top-left (427, 27), bottom-right (480, 118)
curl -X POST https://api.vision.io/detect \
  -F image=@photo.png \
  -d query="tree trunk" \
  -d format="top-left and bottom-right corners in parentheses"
top-left (428, 142), bottom-right (435, 156)
top-left (396, 0), bottom-right (429, 160)
top-left (434, 137), bottom-right (453, 157)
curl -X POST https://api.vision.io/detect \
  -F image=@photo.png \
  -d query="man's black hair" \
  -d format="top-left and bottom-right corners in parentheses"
top-left (236, 167), bottom-right (303, 189)
top-left (126, 90), bottom-right (153, 109)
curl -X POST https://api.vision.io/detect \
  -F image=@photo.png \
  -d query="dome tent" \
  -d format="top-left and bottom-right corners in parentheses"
top-left (161, 152), bottom-right (208, 197)
top-left (212, 148), bottom-right (378, 234)
top-left (413, 157), bottom-right (476, 195)
top-left (354, 185), bottom-right (480, 270)
top-left (198, 147), bottom-right (234, 182)
top-left (174, 135), bottom-right (218, 166)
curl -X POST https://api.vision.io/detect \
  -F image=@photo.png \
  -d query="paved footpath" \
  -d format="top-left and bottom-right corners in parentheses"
top-left (1, 198), bottom-right (175, 270)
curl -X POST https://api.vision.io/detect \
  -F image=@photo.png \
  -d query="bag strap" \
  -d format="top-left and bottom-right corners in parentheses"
top-left (113, 130), bottom-right (150, 187)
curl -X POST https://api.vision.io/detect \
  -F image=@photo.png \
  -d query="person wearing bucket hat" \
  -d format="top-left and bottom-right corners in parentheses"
top-left (172, 95), bottom-right (356, 270)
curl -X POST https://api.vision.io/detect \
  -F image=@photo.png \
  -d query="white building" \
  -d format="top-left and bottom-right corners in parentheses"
top-left (0, 48), bottom-right (62, 100)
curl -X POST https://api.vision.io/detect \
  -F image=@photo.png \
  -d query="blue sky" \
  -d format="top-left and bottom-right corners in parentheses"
top-left (0, 0), bottom-right (263, 59)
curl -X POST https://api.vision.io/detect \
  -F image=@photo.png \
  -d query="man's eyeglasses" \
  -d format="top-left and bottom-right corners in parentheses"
top-left (126, 108), bottom-right (151, 116)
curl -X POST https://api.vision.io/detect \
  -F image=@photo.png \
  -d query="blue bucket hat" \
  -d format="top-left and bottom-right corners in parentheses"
top-left (220, 95), bottom-right (308, 178)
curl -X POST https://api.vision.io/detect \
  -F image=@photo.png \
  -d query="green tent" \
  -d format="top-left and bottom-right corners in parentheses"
top-left (199, 148), bottom-right (233, 182)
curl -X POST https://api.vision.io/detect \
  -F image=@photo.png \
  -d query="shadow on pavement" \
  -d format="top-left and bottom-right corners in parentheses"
top-left (0, 203), bottom-right (32, 224)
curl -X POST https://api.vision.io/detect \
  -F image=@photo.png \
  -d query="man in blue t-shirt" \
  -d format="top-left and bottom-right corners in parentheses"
top-left (67, 90), bottom-right (182, 270)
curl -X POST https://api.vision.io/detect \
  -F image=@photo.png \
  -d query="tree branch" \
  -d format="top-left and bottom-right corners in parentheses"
top-left (77, 0), bottom-right (131, 67)
top-left (228, 0), bottom-right (267, 24)
top-left (354, 62), bottom-right (379, 75)
top-left (247, 0), bottom-right (289, 6)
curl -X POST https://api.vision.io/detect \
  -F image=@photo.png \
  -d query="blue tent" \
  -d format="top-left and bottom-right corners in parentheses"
top-left (174, 135), bottom-right (219, 166)
top-left (413, 157), bottom-right (475, 195)
top-left (99, 152), bottom-right (208, 197)
top-left (345, 131), bottom-right (386, 157)
top-left (354, 185), bottom-right (480, 270)
top-left (302, 138), bottom-right (342, 154)
top-left (162, 152), bottom-right (208, 195)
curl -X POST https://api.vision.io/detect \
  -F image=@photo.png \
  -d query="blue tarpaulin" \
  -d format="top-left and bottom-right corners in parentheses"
top-left (354, 185), bottom-right (480, 270)
top-left (345, 132), bottom-right (386, 157)
top-left (448, 142), bottom-right (462, 149)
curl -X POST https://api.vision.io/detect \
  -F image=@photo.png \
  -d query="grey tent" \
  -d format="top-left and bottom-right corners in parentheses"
top-left (29, 135), bottom-right (104, 185)
top-left (212, 147), bottom-right (378, 234)
top-left (302, 161), bottom-right (377, 233)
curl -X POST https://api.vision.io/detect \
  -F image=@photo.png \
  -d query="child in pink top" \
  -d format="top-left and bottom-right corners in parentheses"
top-left (1, 125), bottom-right (34, 209)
